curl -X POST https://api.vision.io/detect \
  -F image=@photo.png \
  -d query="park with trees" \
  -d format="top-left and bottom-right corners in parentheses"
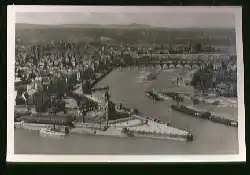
top-left (190, 58), bottom-right (237, 97)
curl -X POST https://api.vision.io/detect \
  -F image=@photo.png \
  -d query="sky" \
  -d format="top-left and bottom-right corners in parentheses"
top-left (16, 12), bottom-right (235, 28)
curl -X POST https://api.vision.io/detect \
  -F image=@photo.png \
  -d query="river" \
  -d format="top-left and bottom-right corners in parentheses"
top-left (15, 67), bottom-right (238, 154)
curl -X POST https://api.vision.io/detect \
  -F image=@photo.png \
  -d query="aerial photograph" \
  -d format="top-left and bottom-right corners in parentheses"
top-left (13, 9), bottom-right (239, 156)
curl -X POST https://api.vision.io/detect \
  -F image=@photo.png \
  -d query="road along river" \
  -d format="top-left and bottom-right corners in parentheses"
top-left (15, 67), bottom-right (238, 154)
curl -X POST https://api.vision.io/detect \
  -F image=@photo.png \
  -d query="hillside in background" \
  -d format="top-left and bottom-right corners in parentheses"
top-left (16, 23), bottom-right (236, 47)
top-left (16, 23), bottom-right (153, 29)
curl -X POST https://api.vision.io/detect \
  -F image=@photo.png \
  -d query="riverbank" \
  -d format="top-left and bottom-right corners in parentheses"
top-left (15, 113), bottom-right (193, 142)
top-left (71, 117), bottom-right (192, 141)
top-left (164, 68), bottom-right (237, 108)
top-left (72, 68), bottom-right (113, 95)
top-left (91, 68), bottom-right (114, 88)
top-left (192, 96), bottom-right (237, 107)
top-left (15, 122), bottom-right (55, 131)
top-left (151, 87), bottom-right (238, 120)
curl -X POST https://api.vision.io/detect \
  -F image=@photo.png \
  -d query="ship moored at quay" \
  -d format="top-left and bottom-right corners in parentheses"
top-left (143, 89), bottom-right (238, 127)
top-left (145, 90), bottom-right (169, 101)
top-left (171, 104), bottom-right (238, 127)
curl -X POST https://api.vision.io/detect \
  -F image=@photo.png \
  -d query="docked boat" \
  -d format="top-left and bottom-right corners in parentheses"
top-left (210, 115), bottom-right (238, 127)
top-left (171, 104), bottom-right (206, 117)
top-left (162, 92), bottom-right (184, 101)
top-left (230, 120), bottom-right (238, 127)
top-left (39, 126), bottom-right (69, 137)
top-left (14, 121), bottom-right (24, 129)
top-left (156, 92), bottom-right (169, 100)
top-left (145, 90), bottom-right (164, 101)
top-left (145, 72), bottom-right (157, 80)
top-left (142, 71), bottom-right (161, 81)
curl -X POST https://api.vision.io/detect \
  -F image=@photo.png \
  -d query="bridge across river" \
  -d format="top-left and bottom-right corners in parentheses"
top-left (137, 53), bottom-right (236, 60)
top-left (133, 53), bottom-right (236, 68)
top-left (136, 59), bottom-right (204, 68)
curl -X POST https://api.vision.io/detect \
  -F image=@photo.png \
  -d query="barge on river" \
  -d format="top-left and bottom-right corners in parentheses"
top-left (171, 104), bottom-right (238, 127)
top-left (145, 90), bottom-right (168, 101)
top-left (40, 126), bottom-right (69, 137)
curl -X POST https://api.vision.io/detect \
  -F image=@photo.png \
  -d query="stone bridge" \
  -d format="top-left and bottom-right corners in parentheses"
top-left (135, 59), bottom-right (205, 69)
top-left (139, 53), bottom-right (235, 60)
top-left (132, 53), bottom-right (236, 69)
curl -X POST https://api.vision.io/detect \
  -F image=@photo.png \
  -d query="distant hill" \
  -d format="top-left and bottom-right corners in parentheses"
top-left (60, 23), bottom-right (152, 29)
top-left (16, 23), bottom-right (152, 30)
top-left (15, 23), bottom-right (236, 47)
top-left (16, 23), bottom-right (54, 30)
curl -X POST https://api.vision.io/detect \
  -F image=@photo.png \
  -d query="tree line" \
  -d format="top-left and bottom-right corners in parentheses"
top-left (190, 61), bottom-right (237, 97)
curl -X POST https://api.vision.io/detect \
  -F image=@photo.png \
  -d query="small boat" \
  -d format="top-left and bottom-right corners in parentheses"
top-left (14, 121), bottom-right (24, 129)
top-left (39, 126), bottom-right (69, 137)
top-left (230, 121), bottom-right (238, 127)
top-left (210, 115), bottom-right (238, 127)
top-left (143, 71), bottom-right (161, 81)
top-left (156, 92), bottom-right (169, 100)
top-left (186, 133), bottom-right (194, 142)
top-left (145, 72), bottom-right (157, 80)
top-left (145, 90), bottom-right (164, 101)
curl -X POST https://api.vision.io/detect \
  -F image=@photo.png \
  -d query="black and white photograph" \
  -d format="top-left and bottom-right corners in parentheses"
top-left (7, 6), bottom-right (245, 162)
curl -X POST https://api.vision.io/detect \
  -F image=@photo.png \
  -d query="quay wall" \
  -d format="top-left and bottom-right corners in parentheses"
top-left (16, 122), bottom-right (54, 131)
top-left (19, 115), bottom-right (74, 126)
top-left (73, 117), bottom-right (192, 141)
top-left (108, 116), bottom-right (140, 124)
top-left (133, 133), bottom-right (188, 141)
top-left (73, 118), bottom-right (143, 129)
top-left (109, 119), bottom-right (144, 128)
top-left (17, 120), bottom-right (193, 141)
top-left (70, 127), bottom-right (126, 138)
top-left (70, 126), bottom-right (191, 141)
top-left (70, 127), bottom-right (189, 141)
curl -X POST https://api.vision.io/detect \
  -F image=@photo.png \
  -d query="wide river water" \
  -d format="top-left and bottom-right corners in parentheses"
top-left (15, 67), bottom-right (238, 154)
